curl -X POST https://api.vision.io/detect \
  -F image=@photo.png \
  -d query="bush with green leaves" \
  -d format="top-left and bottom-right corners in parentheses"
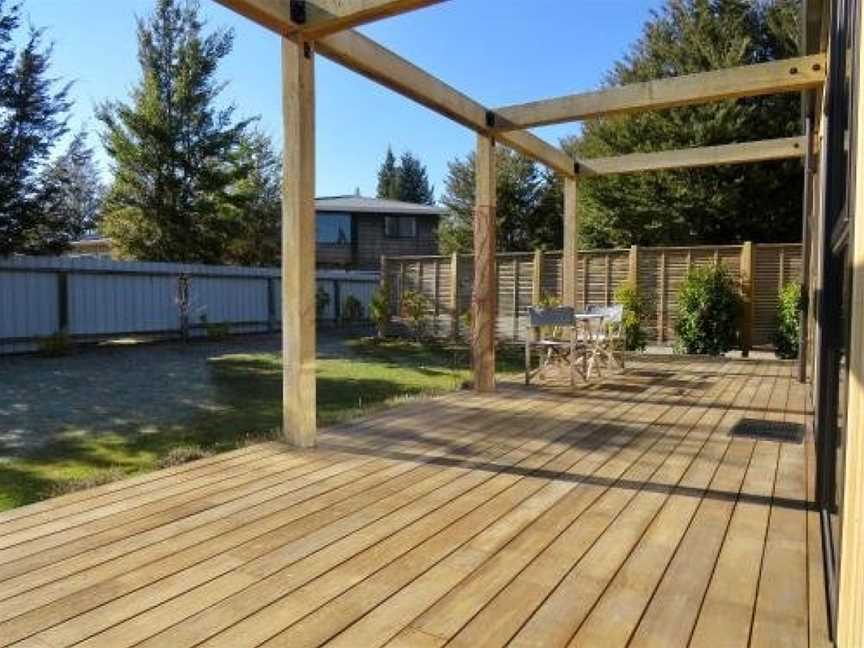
top-left (369, 284), bottom-right (391, 338)
top-left (614, 282), bottom-right (651, 351)
top-left (400, 289), bottom-right (432, 341)
top-left (774, 282), bottom-right (803, 359)
top-left (674, 262), bottom-right (741, 356)
top-left (342, 295), bottom-right (364, 323)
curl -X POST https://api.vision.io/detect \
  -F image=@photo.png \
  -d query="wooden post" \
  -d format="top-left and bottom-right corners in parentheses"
top-left (433, 259), bottom-right (440, 336)
top-left (449, 252), bottom-right (460, 338)
top-left (799, 115), bottom-right (814, 383)
top-left (532, 249), bottom-right (543, 304)
top-left (740, 241), bottom-right (754, 358)
top-left (281, 36), bottom-right (316, 448)
top-left (472, 134), bottom-right (497, 392)
top-left (512, 257), bottom-right (520, 340)
top-left (582, 256), bottom-right (588, 309)
top-left (837, 29), bottom-right (864, 646)
top-left (562, 177), bottom-right (579, 307)
top-left (266, 277), bottom-right (276, 333)
top-left (57, 272), bottom-right (69, 334)
top-left (658, 252), bottom-right (666, 344)
top-left (604, 254), bottom-right (611, 306)
top-left (628, 245), bottom-right (639, 288)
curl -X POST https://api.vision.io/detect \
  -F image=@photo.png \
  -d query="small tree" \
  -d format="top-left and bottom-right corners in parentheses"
top-left (614, 282), bottom-right (650, 351)
top-left (369, 283), bottom-right (391, 338)
top-left (674, 262), bottom-right (740, 356)
top-left (400, 289), bottom-right (432, 341)
top-left (775, 281), bottom-right (803, 359)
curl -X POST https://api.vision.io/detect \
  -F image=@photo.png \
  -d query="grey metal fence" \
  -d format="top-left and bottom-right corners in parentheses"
top-left (0, 256), bottom-right (379, 354)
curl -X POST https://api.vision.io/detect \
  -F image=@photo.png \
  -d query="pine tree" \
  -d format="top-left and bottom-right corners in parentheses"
top-left (36, 130), bottom-right (105, 253)
top-left (438, 148), bottom-right (561, 254)
top-left (0, 0), bottom-right (72, 255)
top-left (98, 0), bottom-right (251, 263)
top-left (376, 146), bottom-right (399, 199)
top-left (396, 151), bottom-right (435, 205)
top-left (223, 129), bottom-right (281, 266)
top-left (574, 0), bottom-right (802, 248)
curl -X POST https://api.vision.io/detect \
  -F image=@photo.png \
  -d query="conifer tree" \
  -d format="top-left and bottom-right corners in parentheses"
top-left (376, 146), bottom-right (399, 199)
top-left (98, 0), bottom-right (251, 262)
top-left (396, 151), bottom-right (435, 205)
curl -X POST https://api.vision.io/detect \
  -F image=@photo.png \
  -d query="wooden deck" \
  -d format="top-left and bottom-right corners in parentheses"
top-left (0, 356), bottom-right (832, 647)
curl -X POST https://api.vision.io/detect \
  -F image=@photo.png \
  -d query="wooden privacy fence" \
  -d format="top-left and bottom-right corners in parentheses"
top-left (382, 242), bottom-right (802, 349)
top-left (0, 256), bottom-right (379, 355)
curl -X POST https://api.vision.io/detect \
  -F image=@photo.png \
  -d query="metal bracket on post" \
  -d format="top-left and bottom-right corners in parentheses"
top-left (485, 110), bottom-right (496, 129)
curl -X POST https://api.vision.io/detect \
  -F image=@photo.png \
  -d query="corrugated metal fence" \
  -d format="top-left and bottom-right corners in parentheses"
top-left (0, 256), bottom-right (378, 354)
top-left (382, 243), bottom-right (802, 348)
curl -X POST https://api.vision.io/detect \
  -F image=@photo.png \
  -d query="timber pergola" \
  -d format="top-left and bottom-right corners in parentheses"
top-left (214, 0), bottom-right (825, 441)
top-left (212, 2), bottom-right (864, 645)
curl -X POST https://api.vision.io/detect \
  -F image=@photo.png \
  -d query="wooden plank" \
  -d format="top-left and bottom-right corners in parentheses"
top-left (214, 0), bottom-right (445, 39)
top-left (625, 363), bottom-right (785, 648)
top-left (581, 136), bottom-right (806, 177)
top-left (282, 36), bottom-right (317, 447)
top-left (314, 30), bottom-right (576, 177)
top-left (495, 55), bottom-right (826, 129)
top-left (472, 134), bottom-right (496, 392)
top-left (562, 178), bottom-right (578, 307)
top-left (507, 361), bottom-right (760, 648)
top-left (447, 363), bottom-right (750, 648)
top-left (78, 371), bottom-right (662, 648)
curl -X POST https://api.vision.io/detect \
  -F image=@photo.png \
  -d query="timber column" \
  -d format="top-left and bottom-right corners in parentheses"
top-left (473, 134), bottom-right (497, 392)
top-left (562, 177), bottom-right (579, 307)
top-left (281, 36), bottom-right (317, 447)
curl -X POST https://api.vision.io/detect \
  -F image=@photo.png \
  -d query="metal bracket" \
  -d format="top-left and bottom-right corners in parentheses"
top-left (485, 111), bottom-right (496, 129)
top-left (303, 42), bottom-right (312, 59)
top-left (573, 161), bottom-right (580, 175)
top-left (290, 0), bottom-right (307, 25)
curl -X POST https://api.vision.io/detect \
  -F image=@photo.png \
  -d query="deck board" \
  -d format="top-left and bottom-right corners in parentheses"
top-left (0, 356), bottom-right (830, 648)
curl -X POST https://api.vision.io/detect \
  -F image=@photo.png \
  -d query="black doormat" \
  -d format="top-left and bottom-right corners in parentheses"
top-left (730, 418), bottom-right (805, 444)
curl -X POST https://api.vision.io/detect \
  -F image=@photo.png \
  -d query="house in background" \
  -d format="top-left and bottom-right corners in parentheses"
top-left (315, 195), bottom-right (444, 269)
top-left (67, 195), bottom-right (445, 270)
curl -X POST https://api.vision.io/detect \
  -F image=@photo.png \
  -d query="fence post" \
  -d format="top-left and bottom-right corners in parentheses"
top-left (267, 277), bottom-right (276, 333)
top-left (332, 279), bottom-right (341, 326)
top-left (57, 272), bottom-right (69, 334)
top-left (532, 250), bottom-right (543, 304)
top-left (513, 257), bottom-right (520, 340)
top-left (740, 241), bottom-right (754, 357)
top-left (449, 252), bottom-right (460, 338)
top-left (658, 252), bottom-right (666, 343)
top-left (628, 245), bottom-right (639, 289)
top-left (604, 254), bottom-right (612, 306)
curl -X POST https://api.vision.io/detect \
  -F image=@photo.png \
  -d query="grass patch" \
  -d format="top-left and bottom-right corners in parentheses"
top-left (0, 338), bottom-right (522, 512)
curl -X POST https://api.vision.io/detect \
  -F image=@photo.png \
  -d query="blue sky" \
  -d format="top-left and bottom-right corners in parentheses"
top-left (16, 0), bottom-right (666, 199)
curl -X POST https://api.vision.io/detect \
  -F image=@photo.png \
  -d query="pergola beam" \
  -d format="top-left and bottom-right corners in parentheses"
top-left (316, 30), bottom-right (576, 176)
top-left (215, 0), bottom-right (446, 39)
top-left (495, 54), bottom-right (827, 129)
top-left (579, 136), bottom-right (806, 176)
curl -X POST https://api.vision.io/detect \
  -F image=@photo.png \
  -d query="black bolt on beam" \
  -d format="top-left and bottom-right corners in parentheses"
top-left (485, 111), bottom-right (496, 129)
top-left (291, 0), bottom-right (307, 24)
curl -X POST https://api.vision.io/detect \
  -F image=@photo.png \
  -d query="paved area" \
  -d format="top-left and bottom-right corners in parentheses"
top-left (0, 333), bottom-right (353, 458)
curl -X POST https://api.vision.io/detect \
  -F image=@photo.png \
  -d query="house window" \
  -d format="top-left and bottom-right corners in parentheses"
top-left (384, 216), bottom-right (417, 239)
top-left (316, 213), bottom-right (352, 245)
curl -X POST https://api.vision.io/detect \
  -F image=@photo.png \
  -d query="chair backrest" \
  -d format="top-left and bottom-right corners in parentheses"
top-left (527, 306), bottom-right (575, 328)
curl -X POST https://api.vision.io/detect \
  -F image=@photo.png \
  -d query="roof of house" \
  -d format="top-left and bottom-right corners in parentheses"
top-left (315, 195), bottom-right (447, 216)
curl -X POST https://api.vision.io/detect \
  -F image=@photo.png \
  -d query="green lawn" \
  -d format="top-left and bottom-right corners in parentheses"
top-left (0, 338), bottom-right (521, 512)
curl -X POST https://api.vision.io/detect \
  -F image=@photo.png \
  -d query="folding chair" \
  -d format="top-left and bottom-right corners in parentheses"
top-left (588, 304), bottom-right (626, 374)
top-left (524, 306), bottom-right (587, 386)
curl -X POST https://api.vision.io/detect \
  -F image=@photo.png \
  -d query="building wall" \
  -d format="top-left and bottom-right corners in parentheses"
top-left (352, 213), bottom-right (439, 269)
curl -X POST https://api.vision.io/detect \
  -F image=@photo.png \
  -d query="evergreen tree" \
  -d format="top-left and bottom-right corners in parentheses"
top-left (573, 0), bottom-right (802, 248)
top-left (223, 129), bottom-right (281, 266)
top-left (396, 151), bottom-right (435, 205)
top-left (98, 0), bottom-right (251, 263)
top-left (438, 148), bottom-right (562, 253)
top-left (0, 0), bottom-right (72, 255)
top-left (376, 146), bottom-right (399, 199)
top-left (36, 130), bottom-right (105, 253)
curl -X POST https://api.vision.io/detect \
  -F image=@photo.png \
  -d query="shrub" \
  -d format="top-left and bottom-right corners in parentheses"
top-left (674, 262), bottom-right (741, 356)
top-left (48, 467), bottom-right (127, 497)
top-left (614, 282), bottom-right (651, 351)
top-left (369, 284), bottom-right (391, 337)
top-left (775, 282), bottom-right (803, 359)
top-left (400, 289), bottom-right (432, 340)
top-left (315, 286), bottom-right (331, 320)
top-left (199, 314), bottom-right (230, 339)
top-left (342, 295), bottom-right (364, 323)
top-left (39, 331), bottom-right (73, 356)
